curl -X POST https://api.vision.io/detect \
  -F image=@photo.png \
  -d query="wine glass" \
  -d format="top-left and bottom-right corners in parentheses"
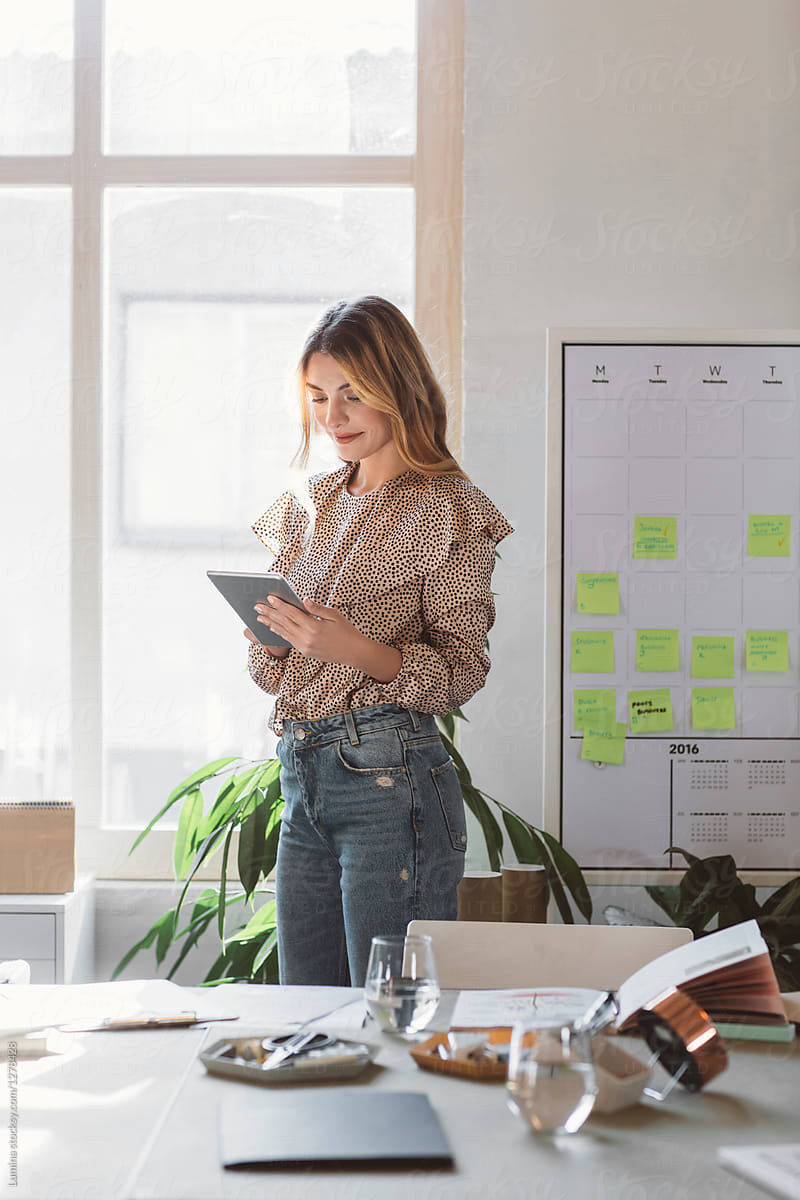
top-left (364, 934), bottom-right (440, 1036)
top-left (506, 1017), bottom-right (598, 1135)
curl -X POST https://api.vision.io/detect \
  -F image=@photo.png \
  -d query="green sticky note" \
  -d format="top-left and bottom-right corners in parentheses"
top-left (636, 629), bottom-right (680, 672)
top-left (691, 635), bottom-right (735, 679)
top-left (748, 515), bottom-right (790, 557)
top-left (574, 689), bottom-right (616, 731)
top-left (746, 630), bottom-right (789, 672)
top-left (581, 722), bottom-right (627, 764)
top-left (692, 688), bottom-right (736, 730)
top-left (576, 573), bottom-right (619, 615)
top-left (634, 516), bottom-right (677, 559)
top-left (628, 688), bottom-right (673, 733)
top-left (571, 631), bottom-right (614, 673)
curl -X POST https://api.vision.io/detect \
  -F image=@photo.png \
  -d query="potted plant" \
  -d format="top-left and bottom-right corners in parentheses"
top-left (113, 711), bottom-right (591, 985)
top-left (643, 847), bottom-right (800, 991)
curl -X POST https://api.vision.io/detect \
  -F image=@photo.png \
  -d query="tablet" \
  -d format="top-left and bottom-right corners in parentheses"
top-left (207, 570), bottom-right (305, 649)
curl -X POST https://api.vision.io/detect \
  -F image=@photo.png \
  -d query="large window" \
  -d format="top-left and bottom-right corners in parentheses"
top-left (0, 0), bottom-right (463, 878)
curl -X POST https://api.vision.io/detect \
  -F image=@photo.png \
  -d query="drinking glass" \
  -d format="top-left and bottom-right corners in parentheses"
top-left (506, 1018), bottom-right (598, 1135)
top-left (364, 934), bottom-right (440, 1035)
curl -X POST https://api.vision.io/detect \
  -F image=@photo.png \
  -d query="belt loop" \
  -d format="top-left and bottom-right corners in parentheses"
top-left (344, 710), bottom-right (359, 745)
top-left (409, 709), bottom-right (421, 731)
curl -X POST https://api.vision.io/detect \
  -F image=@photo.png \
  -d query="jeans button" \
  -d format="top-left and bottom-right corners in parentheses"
top-left (295, 729), bottom-right (307, 741)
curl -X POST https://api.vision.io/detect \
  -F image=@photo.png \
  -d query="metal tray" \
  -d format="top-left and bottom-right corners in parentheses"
top-left (200, 1035), bottom-right (375, 1085)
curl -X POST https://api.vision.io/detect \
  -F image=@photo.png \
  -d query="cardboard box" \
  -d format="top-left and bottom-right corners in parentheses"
top-left (0, 802), bottom-right (75, 893)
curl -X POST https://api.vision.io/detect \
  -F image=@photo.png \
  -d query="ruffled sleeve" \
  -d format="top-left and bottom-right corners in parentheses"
top-left (251, 490), bottom-right (311, 565)
top-left (378, 478), bottom-right (513, 713)
top-left (247, 489), bottom-right (312, 697)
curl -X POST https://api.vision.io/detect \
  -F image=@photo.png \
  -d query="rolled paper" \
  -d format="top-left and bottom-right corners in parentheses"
top-left (502, 864), bottom-right (548, 924)
top-left (457, 871), bottom-right (503, 921)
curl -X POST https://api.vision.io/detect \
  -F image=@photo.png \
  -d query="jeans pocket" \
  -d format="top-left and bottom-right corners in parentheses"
top-left (335, 730), bottom-right (408, 776)
top-left (431, 759), bottom-right (468, 852)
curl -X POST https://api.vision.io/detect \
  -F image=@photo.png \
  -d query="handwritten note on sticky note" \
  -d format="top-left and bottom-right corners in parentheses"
top-left (581, 722), bottom-right (627, 765)
top-left (691, 688), bottom-right (735, 730)
top-left (574, 689), bottom-right (616, 731)
top-left (636, 629), bottom-right (680, 672)
top-left (691, 635), bottom-right (735, 679)
top-left (634, 516), bottom-right (677, 559)
top-left (576, 573), bottom-right (619, 615)
top-left (748, 515), bottom-right (790, 557)
top-left (571, 631), bottom-right (614, 673)
top-left (746, 630), bottom-right (789, 672)
top-left (628, 689), bottom-right (673, 734)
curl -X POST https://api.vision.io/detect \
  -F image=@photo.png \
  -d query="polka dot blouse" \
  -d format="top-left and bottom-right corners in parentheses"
top-left (247, 462), bottom-right (514, 734)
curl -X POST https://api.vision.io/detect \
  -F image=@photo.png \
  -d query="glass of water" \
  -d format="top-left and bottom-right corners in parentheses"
top-left (364, 934), bottom-right (440, 1036)
top-left (506, 1018), bottom-right (598, 1135)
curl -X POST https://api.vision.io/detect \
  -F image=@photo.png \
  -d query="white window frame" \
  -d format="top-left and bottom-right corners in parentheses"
top-left (0, 0), bottom-right (464, 879)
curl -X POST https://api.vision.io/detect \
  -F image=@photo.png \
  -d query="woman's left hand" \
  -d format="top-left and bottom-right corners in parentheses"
top-left (254, 597), bottom-right (366, 665)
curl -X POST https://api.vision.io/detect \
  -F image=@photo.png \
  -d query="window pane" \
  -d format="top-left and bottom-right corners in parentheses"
top-left (105, 0), bottom-right (415, 155)
top-left (0, 190), bottom-right (71, 802)
top-left (103, 187), bottom-right (413, 826)
top-left (0, 2), bottom-right (73, 154)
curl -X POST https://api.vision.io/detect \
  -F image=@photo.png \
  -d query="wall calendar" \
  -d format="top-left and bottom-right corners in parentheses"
top-left (545, 332), bottom-right (800, 874)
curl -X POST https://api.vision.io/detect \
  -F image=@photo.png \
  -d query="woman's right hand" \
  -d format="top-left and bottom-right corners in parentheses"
top-left (243, 627), bottom-right (290, 658)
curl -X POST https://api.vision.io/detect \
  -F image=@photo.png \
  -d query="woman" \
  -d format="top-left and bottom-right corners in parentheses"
top-left (245, 295), bottom-right (513, 986)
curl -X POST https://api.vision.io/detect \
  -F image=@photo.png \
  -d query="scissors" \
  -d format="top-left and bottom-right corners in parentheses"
top-left (260, 1030), bottom-right (336, 1070)
top-left (227, 1031), bottom-right (336, 1069)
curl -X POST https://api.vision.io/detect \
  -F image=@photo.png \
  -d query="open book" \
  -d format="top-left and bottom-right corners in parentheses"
top-left (450, 920), bottom-right (790, 1035)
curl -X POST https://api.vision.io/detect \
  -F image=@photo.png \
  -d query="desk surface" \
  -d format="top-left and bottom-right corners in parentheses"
top-left (11, 983), bottom-right (799, 1199)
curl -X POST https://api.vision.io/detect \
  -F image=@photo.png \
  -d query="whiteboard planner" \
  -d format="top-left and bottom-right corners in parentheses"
top-left (548, 334), bottom-right (800, 872)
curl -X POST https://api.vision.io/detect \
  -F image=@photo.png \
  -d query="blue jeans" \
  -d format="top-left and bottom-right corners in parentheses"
top-left (275, 703), bottom-right (467, 987)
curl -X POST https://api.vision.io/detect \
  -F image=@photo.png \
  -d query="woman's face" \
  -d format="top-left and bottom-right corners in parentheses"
top-left (306, 352), bottom-right (394, 465)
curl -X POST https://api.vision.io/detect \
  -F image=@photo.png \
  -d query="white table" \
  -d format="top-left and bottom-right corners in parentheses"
top-left (10, 983), bottom-right (800, 1199)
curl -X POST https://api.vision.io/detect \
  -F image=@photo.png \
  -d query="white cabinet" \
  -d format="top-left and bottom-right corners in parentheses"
top-left (0, 873), bottom-right (95, 983)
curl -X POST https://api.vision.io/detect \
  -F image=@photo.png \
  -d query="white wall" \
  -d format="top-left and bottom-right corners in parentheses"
top-left (93, 1), bottom-right (800, 975)
top-left (459, 0), bottom-right (800, 842)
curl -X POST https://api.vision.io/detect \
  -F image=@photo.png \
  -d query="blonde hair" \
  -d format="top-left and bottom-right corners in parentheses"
top-left (293, 296), bottom-right (466, 479)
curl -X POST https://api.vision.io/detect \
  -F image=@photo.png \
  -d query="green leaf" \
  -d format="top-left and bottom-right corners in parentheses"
top-left (773, 947), bottom-right (800, 991)
top-left (198, 765), bottom-right (264, 839)
top-left (172, 825), bottom-right (230, 926)
top-left (110, 921), bottom-right (160, 979)
top-left (228, 898), bottom-right (277, 943)
top-left (761, 876), bottom-right (800, 919)
top-left (252, 928), bottom-right (279, 974)
top-left (645, 885), bottom-right (680, 923)
top-left (461, 785), bottom-right (503, 870)
top-left (173, 788), bottom-right (204, 880)
top-left (666, 845), bottom-right (701, 869)
top-left (238, 792), bottom-right (268, 898)
top-left (217, 826), bottom-right (236, 942)
top-left (501, 811), bottom-right (547, 866)
top-left (128, 757), bottom-right (238, 854)
top-left (540, 830), bottom-right (592, 923)
top-left (154, 910), bottom-right (177, 966)
top-left (262, 809), bottom-right (283, 879)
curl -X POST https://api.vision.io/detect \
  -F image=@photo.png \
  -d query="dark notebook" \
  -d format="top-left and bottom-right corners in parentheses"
top-left (219, 1089), bottom-right (454, 1170)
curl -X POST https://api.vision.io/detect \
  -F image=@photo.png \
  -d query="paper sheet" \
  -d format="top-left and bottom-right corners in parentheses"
top-left (718, 1144), bottom-right (800, 1200)
top-left (692, 687), bottom-right (736, 730)
top-left (636, 629), bottom-right (680, 672)
top-left (581, 722), bottom-right (627, 764)
top-left (628, 688), bottom-right (673, 733)
top-left (571, 630), bottom-right (615, 673)
top-left (746, 630), bottom-right (789, 672)
top-left (0, 979), bottom-right (231, 1036)
top-left (691, 635), bottom-right (735, 679)
top-left (576, 573), bottom-right (619, 614)
top-left (450, 987), bottom-right (603, 1030)
top-left (748, 514), bottom-right (791, 557)
top-left (574, 688), bottom-right (616, 731)
top-left (634, 516), bottom-right (677, 559)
